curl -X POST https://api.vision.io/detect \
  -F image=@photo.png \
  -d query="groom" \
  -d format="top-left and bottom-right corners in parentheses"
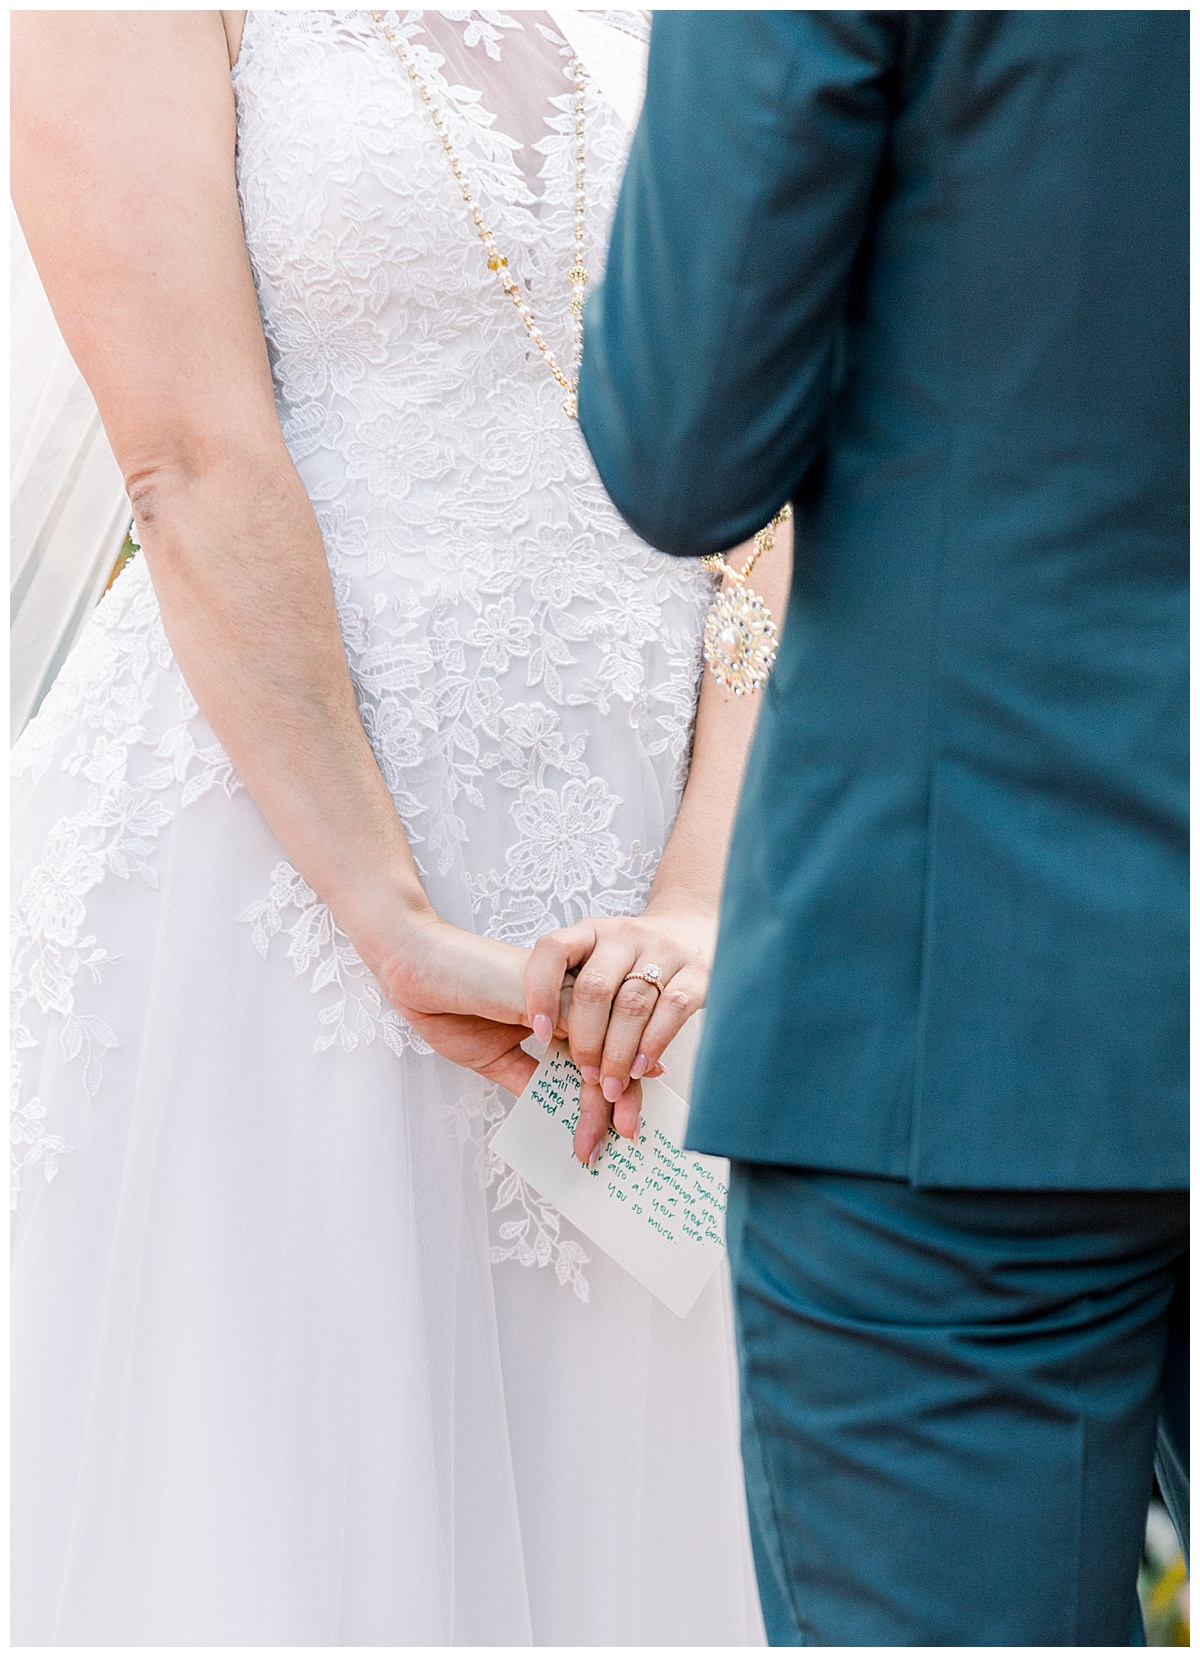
top-left (578, 11), bottom-right (1187, 1647)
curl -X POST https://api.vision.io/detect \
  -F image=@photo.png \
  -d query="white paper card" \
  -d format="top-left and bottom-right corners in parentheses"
top-left (489, 1044), bottom-right (729, 1319)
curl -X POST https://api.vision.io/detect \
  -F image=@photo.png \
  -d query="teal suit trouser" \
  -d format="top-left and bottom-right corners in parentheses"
top-left (726, 1170), bottom-right (1188, 1646)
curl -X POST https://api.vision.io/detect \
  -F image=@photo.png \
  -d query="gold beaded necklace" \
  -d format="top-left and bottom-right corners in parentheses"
top-left (372, 13), bottom-right (785, 695)
top-left (371, 12), bottom-right (589, 419)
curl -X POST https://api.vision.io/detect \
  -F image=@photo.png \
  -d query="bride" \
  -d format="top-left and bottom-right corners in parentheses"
top-left (11, 10), bottom-right (788, 1645)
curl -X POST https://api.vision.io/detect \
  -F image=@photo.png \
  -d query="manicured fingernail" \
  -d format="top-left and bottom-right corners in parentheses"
top-left (588, 1143), bottom-right (602, 1171)
top-left (601, 1075), bottom-right (623, 1103)
top-left (630, 1052), bottom-right (649, 1079)
top-left (581, 1065), bottom-right (600, 1085)
top-left (631, 1113), bottom-right (642, 1142)
top-left (532, 1013), bottom-right (553, 1043)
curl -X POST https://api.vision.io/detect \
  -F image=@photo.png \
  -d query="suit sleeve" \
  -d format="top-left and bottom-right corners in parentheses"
top-left (578, 10), bottom-right (896, 557)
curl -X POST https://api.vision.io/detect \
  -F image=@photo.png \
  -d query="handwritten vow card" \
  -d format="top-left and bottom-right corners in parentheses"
top-left (489, 1044), bottom-right (729, 1318)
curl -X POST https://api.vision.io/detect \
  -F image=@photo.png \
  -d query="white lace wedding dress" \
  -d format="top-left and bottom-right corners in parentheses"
top-left (10, 10), bottom-right (764, 1646)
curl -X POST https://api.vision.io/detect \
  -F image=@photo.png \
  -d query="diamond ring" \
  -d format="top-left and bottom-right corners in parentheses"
top-left (622, 964), bottom-right (664, 992)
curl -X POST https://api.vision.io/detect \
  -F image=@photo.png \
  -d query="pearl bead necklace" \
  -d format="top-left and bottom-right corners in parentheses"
top-left (371, 12), bottom-right (589, 419)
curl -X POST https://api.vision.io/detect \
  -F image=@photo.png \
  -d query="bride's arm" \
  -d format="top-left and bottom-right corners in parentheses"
top-left (525, 518), bottom-right (793, 1161)
top-left (12, 11), bottom-right (537, 1089)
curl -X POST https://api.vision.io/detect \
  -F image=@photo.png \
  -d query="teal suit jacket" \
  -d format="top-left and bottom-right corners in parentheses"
top-left (579, 11), bottom-right (1188, 1187)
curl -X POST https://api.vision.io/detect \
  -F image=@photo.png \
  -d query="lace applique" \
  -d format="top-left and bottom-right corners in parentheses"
top-left (437, 9), bottom-right (524, 61)
top-left (10, 557), bottom-right (244, 1204)
top-left (450, 1081), bottom-right (591, 1300)
top-left (489, 1155), bottom-right (591, 1301)
top-left (10, 1061), bottom-right (72, 1210)
top-left (238, 862), bottom-right (432, 1058)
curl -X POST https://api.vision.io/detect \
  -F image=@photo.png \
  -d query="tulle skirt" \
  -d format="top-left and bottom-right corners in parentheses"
top-left (11, 560), bottom-right (763, 1645)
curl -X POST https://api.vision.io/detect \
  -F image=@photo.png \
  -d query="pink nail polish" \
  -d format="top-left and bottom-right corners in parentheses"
top-left (601, 1075), bottom-right (623, 1104)
top-left (630, 1052), bottom-right (649, 1079)
top-left (532, 1013), bottom-right (553, 1044)
top-left (588, 1143), bottom-right (602, 1171)
top-left (581, 1065), bottom-right (600, 1085)
top-left (631, 1113), bottom-right (642, 1143)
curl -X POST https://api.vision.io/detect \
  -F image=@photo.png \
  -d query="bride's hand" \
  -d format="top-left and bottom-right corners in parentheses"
top-left (379, 910), bottom-right (532, 1027)
top-left (396, 1006), bottom-right (541, 1097)
top-left (377, 912), bottom-right (569, 1096)
top-left (524, 911), bottom-right (716, 1162)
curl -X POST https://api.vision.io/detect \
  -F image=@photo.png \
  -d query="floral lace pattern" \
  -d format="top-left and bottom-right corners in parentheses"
top-left (11, 559), bottom-right (244, 1206)
top-left (238, 861), bottom-right (433, 1058)
top-left (449, 1081), bottom-right (591, 1300)
top-left (11, 14), bottom-right (715, 1287)
top-left (10, 1061), bottom-right (70, 1210)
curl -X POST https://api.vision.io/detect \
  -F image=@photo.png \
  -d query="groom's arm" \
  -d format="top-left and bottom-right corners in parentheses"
top-left (578, 10), bottom-right (897, 557)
